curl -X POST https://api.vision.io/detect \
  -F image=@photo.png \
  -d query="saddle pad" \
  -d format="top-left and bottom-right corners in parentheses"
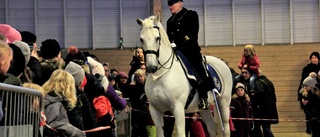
top-left (206, 64), bottom-right (222, 95)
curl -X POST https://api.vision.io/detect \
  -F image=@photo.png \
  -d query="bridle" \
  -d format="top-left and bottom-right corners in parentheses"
top-left (142, 25), bottom-right (175, 71)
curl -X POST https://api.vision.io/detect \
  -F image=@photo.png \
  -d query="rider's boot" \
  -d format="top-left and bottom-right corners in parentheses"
top-left (197, 81), bottom-right (212, 109)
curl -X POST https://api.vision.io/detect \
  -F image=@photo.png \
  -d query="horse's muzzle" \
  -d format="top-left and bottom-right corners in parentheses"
top-left (146, 66), bottom-right (158, 73)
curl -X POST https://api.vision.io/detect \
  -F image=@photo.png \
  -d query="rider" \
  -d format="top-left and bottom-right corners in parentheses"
top-left (167, 0), bottom-right (214, 109)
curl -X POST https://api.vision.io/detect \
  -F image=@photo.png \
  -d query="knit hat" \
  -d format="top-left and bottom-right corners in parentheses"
top-left (20, 31), bottom-right (36, 44)
top-left (65, 61), bottom-right (85, 86)
top-left (66, 45), bottom-right (87, 65)
top-left (235, 82), bottom-right (245, 90)
top-left (309, 51), bottom-right (320, 60)
top-left (303, 76), bottom-right (317, 88)
top-left (87, 56), bottom-right (104, 76)
top-left (0, 24), bottom-right (21, 43)
top-left (40, 39), bottom-right (61, 59)
top-left (13, 41), bottom-right (30, 66)
top-left (8, 43), bottom-right (26, 77)
top-left (118, 71), bottom-right (128, 79)
top-left (93, 96), bottom-right (113, 118)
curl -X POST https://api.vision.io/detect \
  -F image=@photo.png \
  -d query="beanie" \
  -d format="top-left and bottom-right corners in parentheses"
top-left (20, 31), bottom-right (36, 44)
top-left (118, 71), bottom-right (128, 78)
top-left (235, 82), bottom-right (245, 90)
top-left (40, 39), bottom-right (61, 59)
top-left (309, 51), bottom-right (320, 60)
top-left (66, 45), bottom-right (87, 65)
top-left (8, 43), bottom-right (26, 77)
top-left (0, 24), bottom-right (21, 43)
top-left (93, 96), bottom-right (113, 118)
top-left (87, 56), bottom-right (104, 76)
top-left (303, 76), bottom-right (317, 88)
top-left (65, 61), bottom-right (85, 86)
top-left (13, 41), bottom-right (30, 66)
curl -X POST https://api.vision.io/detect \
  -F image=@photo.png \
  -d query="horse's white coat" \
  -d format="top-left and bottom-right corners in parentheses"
top-left (137, 13), bottom-right (232, 137)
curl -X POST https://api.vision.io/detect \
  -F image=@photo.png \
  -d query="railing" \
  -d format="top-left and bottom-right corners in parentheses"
top-left (0, 83), bottom-right (43, 137)
top-left (115, 99), bottom-right (131, 137)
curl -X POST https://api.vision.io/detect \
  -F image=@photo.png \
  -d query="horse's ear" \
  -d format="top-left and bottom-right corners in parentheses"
top-left (155, 12), bottom-right (161, 23)
top-left (136, 18), bottom-right (143, 26)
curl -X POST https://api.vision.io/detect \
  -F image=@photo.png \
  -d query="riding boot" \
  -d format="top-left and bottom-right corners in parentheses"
top-left (197, 80), bottom-right (212, 109)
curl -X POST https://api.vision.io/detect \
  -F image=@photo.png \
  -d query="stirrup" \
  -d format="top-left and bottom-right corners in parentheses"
top-left (198, 99), bottom-right (210, 110)
top-left (213, 88), bottom-right (221, 97)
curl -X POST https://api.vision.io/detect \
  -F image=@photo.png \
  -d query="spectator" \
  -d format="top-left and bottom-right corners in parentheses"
top-left (230, 82), bottom-right (252, 137)
top-left (299, 74), bottom-right (320, 137)
top-left (128, 47), bottom-right (145, 83)
top-left (103, 63), bottom-right (110, 77)
top-left (297, 51), bottom-right (320, 134)
top-left (235, 44), bottom-right (260, 92)
top-left (42, 69), bottom-right (85, 137)
top-left (40, 39), bottom-right (64, 85)
top-left (20, 31), bottom-right (42, 85)
top-left (128, 69), bottom-right (149, 137)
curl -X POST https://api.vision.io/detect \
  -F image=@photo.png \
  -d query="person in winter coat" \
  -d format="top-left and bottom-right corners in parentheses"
top-left (230, 82), bottom-right (253, 137)
top-left (235, 44), bottom-right (260, 92)
top-left (42, 69), bottom-right (85, 137)
top-left (299, 74), bottom-right (320, 137)
top-left (297, 51), bottom-right (320, 133)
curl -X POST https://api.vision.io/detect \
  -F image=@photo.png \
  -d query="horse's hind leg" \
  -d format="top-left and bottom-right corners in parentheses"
top-left (217, 97), bottom-right (231, 137)
top-left (149, 105), bottom-right (165, 137)
top-left (199, 109), bottom-right (217, 137)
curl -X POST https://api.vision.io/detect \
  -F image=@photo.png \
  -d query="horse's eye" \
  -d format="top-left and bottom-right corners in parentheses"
top-left (156, 37), bottom-right (161, 41)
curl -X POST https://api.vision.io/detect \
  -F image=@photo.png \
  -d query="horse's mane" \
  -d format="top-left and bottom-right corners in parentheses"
top-left (144, 16), bottom-right (172, 48)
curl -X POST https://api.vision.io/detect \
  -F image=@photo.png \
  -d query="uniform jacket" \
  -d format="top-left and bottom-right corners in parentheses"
top-left (238, 55), bottom-right (260, 76)
top-left (167, 7), bottom-right (200, 54)
top-left (44, 93), bottom-right (86, 137)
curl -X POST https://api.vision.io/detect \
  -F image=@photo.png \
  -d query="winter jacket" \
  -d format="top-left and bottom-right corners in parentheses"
top-left (298, 63), bottom-right (320, 100)
top-left (230, 94), bottom-right (252, 137)
top-left (44, 93), bottom-right (85, 137)
top-left (105, 85), bottom-right (127, 110)
top-left (238, 55), bottom-right (260, 76)
top-left (40, 58), bottom-right (65, 85)
top-left (27, 56), bottom-right (42, 85)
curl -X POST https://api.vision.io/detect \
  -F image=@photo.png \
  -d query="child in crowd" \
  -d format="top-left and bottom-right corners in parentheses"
top-left (299, 73), bottom-right (320, 137)
top-left (42, 69), bottom-right (85, 137)
top-left (128, 48), bottom-right (145, 83)
top-left (230, 82), bottom-right (252, 137)
top-left (236, 44), bottom-right (260, 92)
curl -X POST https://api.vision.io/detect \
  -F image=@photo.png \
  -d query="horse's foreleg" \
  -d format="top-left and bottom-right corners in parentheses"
top-left (172, 107), bottom-right (186, 137)
top-left (149, 105), bottom-right (165, 137)
top-left (199, 109), bottom-right (217, 137)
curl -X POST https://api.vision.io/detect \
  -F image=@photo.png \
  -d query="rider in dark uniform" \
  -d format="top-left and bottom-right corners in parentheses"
top-left (167, 0), bottom-right (214, 109)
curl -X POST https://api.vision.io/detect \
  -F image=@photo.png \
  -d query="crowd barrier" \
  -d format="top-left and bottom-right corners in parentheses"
top-left (115, 99), bottom-right (131, 137)
top-left (0, 83), bottom-right (43, 137)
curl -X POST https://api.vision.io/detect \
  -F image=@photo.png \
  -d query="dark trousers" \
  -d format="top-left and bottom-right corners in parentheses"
top-left (250, 122), bottom-right (274, 137)
top-left (308, 118), bottom-right (320, 137)
top-left (182, 50), bottom-right (213, 98)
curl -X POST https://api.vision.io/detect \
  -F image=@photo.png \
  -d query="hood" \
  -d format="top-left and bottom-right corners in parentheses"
top-left (44, 93), bottom-right (64, 108)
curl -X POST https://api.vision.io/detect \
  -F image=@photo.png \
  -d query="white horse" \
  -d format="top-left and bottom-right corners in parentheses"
top-left (136, 13), bottom-right (232, 137)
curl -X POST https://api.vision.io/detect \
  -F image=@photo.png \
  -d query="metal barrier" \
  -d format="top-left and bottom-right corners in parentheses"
top-left (115, 99), bottom-right (131, 137)
top-left (0, 83), bottom-right (43, 137)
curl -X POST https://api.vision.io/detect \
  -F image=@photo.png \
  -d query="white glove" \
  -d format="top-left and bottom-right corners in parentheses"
top-left (171, 43), bottom-right (176, 48)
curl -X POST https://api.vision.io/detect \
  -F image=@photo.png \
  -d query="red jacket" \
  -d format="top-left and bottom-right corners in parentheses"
top-left (238, 55), bottom-right (260, 76)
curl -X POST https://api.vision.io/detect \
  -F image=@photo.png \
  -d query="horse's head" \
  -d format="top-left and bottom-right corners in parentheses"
top-left (136, 13), bottom-right (162, 73)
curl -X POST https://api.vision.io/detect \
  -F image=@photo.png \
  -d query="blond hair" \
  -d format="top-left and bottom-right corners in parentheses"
top-left (42, 69), bottom-right (77, 108)
top-left (22, 83), bottom-right (46, 111)
top-left (244, 44), bottom-right (256, 57)
top-left (133, 48), bottom-right (144, 61)
top-left (0, 41), bottom-right (12, 59)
